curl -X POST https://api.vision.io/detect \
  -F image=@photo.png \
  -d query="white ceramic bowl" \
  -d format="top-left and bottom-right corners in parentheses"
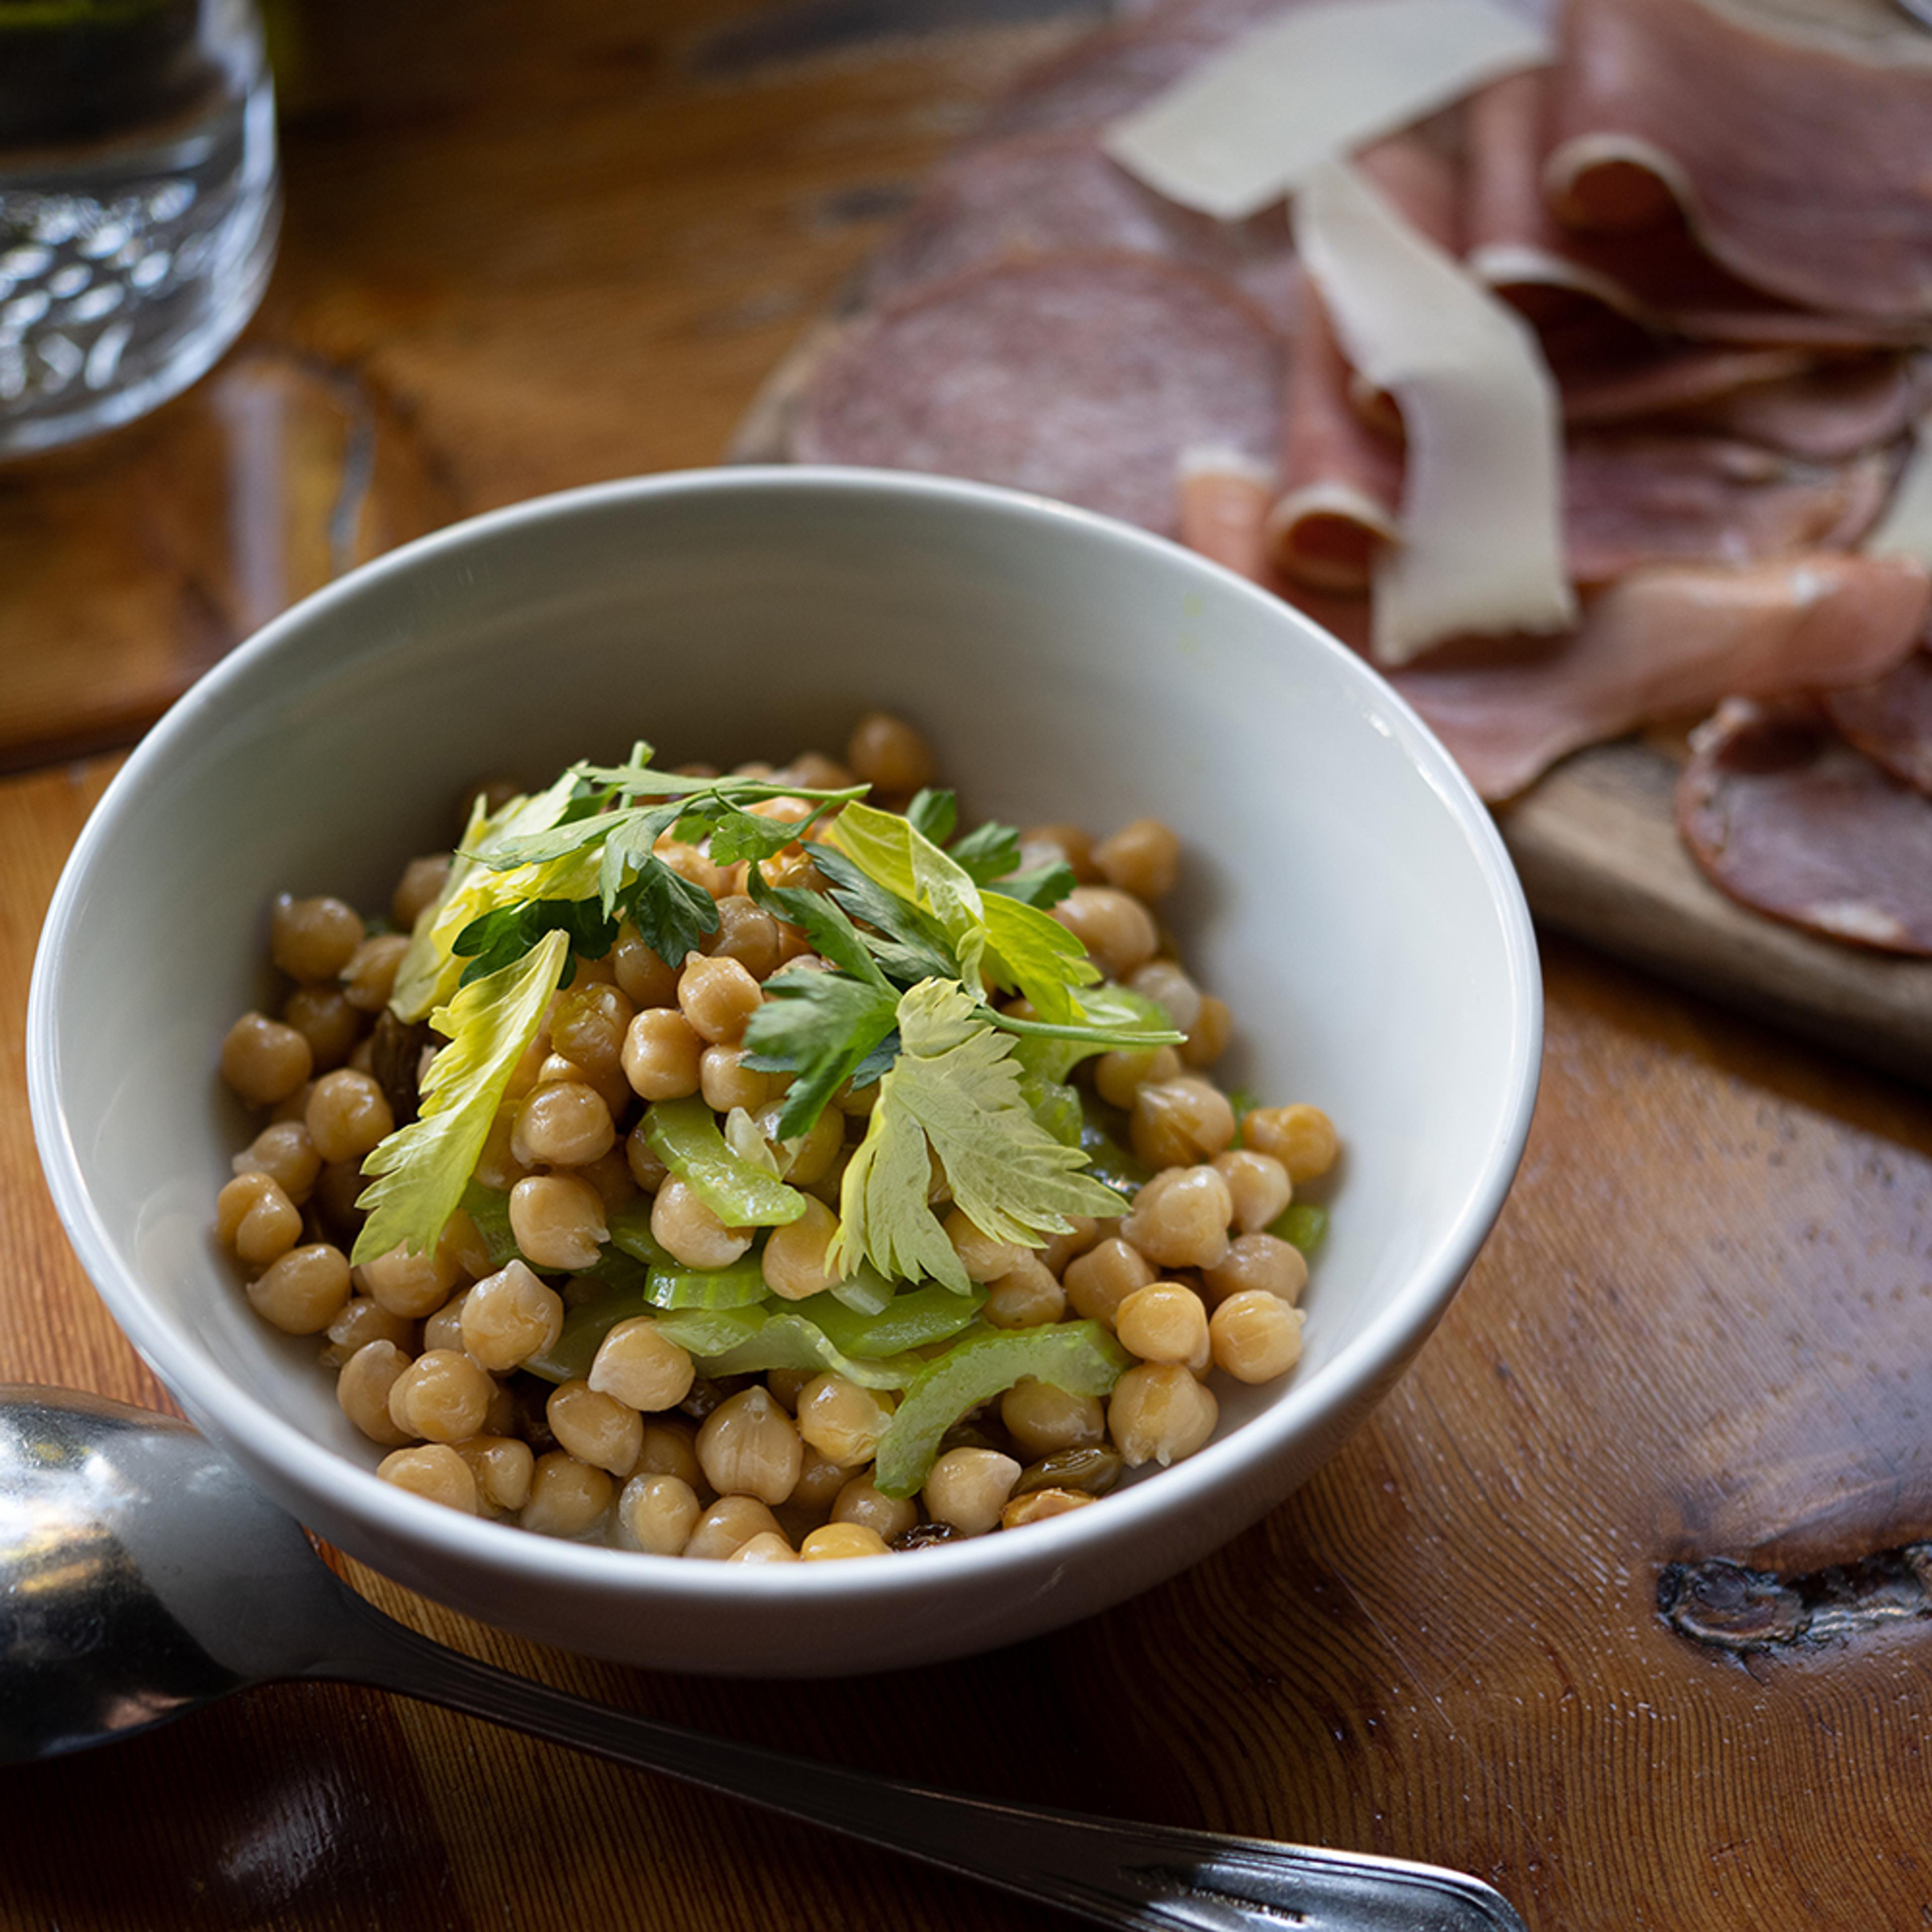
top-left (29, 467), bottom-right (1539, 1676)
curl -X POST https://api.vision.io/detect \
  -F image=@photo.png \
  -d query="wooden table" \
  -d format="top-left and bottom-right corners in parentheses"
top-left (5, 5), bottom-right (1931, 1926)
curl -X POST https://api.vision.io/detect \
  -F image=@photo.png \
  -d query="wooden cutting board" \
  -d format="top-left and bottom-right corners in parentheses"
top-left (731, 315), bottom-right (1932, 1090)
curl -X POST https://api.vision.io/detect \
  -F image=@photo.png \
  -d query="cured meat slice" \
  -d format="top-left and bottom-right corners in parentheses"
top-left (1393, 553), bottom-right (1931, 799)
top-left (1821, 647), bottom-right (1932, 795)
top-left (790, 256), bottom-right (1282, 538)
top-left (1560, 346), bottom-right (1815, 427)
top-left (862, 134), bottom-right (1299, 328)
top-left (1546, 0), bottom-right (1932, 323)
top-left (1563, 435), bottom-right (1895, 584)
top-left (1178, 446), bottom-right (1276, 581)
top-left (1678, 697), bottom-right (1932, 954)
top-left (1294, 156), bottom-right (1572, 662)
top-left (1265, 284), bottom-right (1402, 590)
top-left (1464, 69), bottom-right (1931, 349)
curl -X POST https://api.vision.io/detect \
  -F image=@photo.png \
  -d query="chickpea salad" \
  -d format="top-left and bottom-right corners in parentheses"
top-left (215, 713), bottom-right (1338, 1562)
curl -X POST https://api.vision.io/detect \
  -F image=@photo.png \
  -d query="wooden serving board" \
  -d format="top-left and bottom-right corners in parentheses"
top-left (732, 316), bottom-right (1932, 1090)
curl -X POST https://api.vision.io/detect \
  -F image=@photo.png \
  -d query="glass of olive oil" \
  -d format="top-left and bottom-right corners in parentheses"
top-left (0, 0), bottom-right (279, 456)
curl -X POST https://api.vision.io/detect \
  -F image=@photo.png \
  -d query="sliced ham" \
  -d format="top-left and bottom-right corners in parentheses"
top-left (1178, 446), bottom-right (1277, 581)
top-left (1546, 0), bottom-right (1932, 324)
top-left (862, 134), bottom-right (1300, 328)
top-left (1294, 155), bottom-right (1574, 662)
top-left (790, 255), bottom-right (1282, 539)
top-left (1561, 346), bottom-right (1816, 427)
top-left (1563, 434), bottom-right (1896, 584)
top-left (1821, 646), bottom-right (1932, 796)
top-left (1393, 553), bottom-right (1932, 799)
top-left (1678, 696), bottom-right (1932, 955)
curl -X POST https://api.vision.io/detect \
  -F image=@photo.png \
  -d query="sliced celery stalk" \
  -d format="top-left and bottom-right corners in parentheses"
top-left (1272, 1202), bottom-right (1329, 1254)
top-left (646, 1252), bottom-right (769, 1311)
top-left (687, 1310), bottom-right (923, 1392)
top-left (873, 1320), bottom-right (1132, 1498)
top-left (523, 1284), bottom-right (654, 1384)
top-left (644, 1095), bottom-right (807, 1227)
top-left (789, 1283), bottom-right (987, 1359)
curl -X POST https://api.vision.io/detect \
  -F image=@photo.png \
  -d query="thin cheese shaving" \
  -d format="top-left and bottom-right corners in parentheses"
top-left (1867, 412), bottom-right (1932, 568)
top-left (1294, 157), bottom-right (1577, 664)
top-left (1103, 0), bottom-right (1550, 222)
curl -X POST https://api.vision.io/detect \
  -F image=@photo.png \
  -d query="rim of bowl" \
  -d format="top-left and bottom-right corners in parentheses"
top-left (28, 464), bottom-right (1542, 1606)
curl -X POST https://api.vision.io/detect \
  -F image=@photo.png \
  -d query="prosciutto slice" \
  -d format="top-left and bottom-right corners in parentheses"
top-left (1178, 446), bottom-right (1277, 581)
top-left (1821, 646), bottom-right (1932, 796)
top-left (1563, 434), bottom-right (1895, 584)
top-left (1546, 0), bottom-right (1932, 324)
top-left (791, 256), bottom-right (1282, 538)
top-left (1393, 553), bottom-right (1931, 799)
top-left (1678, 697), bottom-right (1932, 954)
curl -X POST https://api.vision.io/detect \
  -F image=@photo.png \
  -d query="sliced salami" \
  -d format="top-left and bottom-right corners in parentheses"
top-left (792, 256), bottom-right (1282, 537)
top-left (1821, 647), bottom-right (1932, 797)
top-left (1678, 698), bottom-right (1932, 955)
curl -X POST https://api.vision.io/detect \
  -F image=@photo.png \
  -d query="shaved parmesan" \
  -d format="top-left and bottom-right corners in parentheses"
top-left (1867, 413), bottom-right (1932, 569)
top-left (1294, 158), bottom-right (1576, 663)
top-left (1103, 0), bottom-right (1549, 222)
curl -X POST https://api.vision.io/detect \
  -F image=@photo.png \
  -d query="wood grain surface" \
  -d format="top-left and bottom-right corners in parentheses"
top-left (5, 5), bottom-right (1932, 1930)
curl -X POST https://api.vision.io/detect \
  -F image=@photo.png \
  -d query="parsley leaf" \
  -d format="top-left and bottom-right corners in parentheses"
top-left (905, 788), bottom-right (958, 846)
top-left (618, 858), bottom-right (720, 966)
top-left (742, 965), bottom-right (902, 1139)
top-left (453, 898), bottom-right (618, 985)
top-left (831, 979), bottom-right (1128, 1293)
top-left (745, 862), bottom-right (888, 987)
top-left (806, 844), bottom-right (957, 986)
top-left (948, 818), bottom-right (1022, 883)
top-left (984, 859), bottom-right (1076, 910)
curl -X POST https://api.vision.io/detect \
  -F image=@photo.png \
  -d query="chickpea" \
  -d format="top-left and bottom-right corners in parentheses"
top-left (1211, 1291), bottom-right (1306, 1384)
top-left (684, 1494), bottom-right (784, 1560)
top-left (547, 1378), bottom-right (645, 1476)
top-left (1130, 1076), bottom-right (1236, 1168)
top-left (282, 984), bottom-right (361, 1072)
top-left (788, 1444), bottom-right (851, 1521)
top-left (305, 1070), bottom-right (394, 1165)
top-left (678, 953), bottom-right (763, 1045)
top-left (730, 1531), bottom-right (800, 1564)
top-left (652, 1177), bottom-right (752, 1270)
top-left (1000, 1380), bottom-right (1106, 1460)
top-left (1051, 886), bottom-right (1159, 982)
top-left (215, 1171), bottom-right (302, 1268)
top-left (1094, 819), bottom-right (1181, 900)
top-left (941, 1208), bottom-right (1021, 1284)
top-left (923, 1447), bottom-right (1021, 1536)
top-left (270, 893), bottom-right (364, 983)
top-left (699, 1044), bottom-right (775, 1114)
top-left (377, 1444), bottom-right (478, 1513)
top-left (1039, 1215), bottom-right (1103, 1276)
top-left (1109, 1363), bottom-right (1219, 1469)
top-left (320, 1294), bottom-right (413, 1370)
top-left (1242, 1104), bottom-right (1339, 1183)
top-left (777, 750), bottom-right (852, 790)
top-left (461, 1259), bottom-right (566, 1371)
top-left (845, 710), bottom-right (935, 794)
top-left (422, 1289), bottom-right (471, 1354)
top-left (1063, 1237), bottom-right (1157, 1327)
top-left (625, 1117), bottom-right (671, 1192)
top-left (521, 1452), bottom-right (614, 1538)
top-left (335, 1338), bottom-right (414, 1445)
top-left (510, 1173), bottom-right (609, 1272)
top-left (1094, 1044), bottom-right (1183, 1111)
top-left (231, 1120), bottom-right (322, 1205)
top-left (832, 1475), bottom-right (919, 1543)
top-left (1180, 995), bottom-right (1233, 1069)
top-left (610, 922), bottom-right (679, 1009)
top-left (795, 1375), bottom-right (895, 1468)
top-left (550, 982), bottom-right (636, 1083)
top-left (619, 1473), bottom-right (703, 1555)
top-left (1019, 823), bottom-right (1101, 882)
top-left (269, 1078), bottom-right (317, 1126)
top-left (765, 1102), bottom-right (843, 1187)
top-left (1126, 959), bottom-right (1201, 1033)
top-left (657, 838), bottom-right (734, 901)
top-left (1201, 1233), bottom-right (1309, 1307)
top-left (701, 896), bottom-right (784, 982)
top-left (358, 1233), bottom-right (462, 1319)
top-left (220, 1012), bottom-right (313, 1107)
top-left (761, 1195), bottom-right (838, 1301)
top-left (984, 1255), bottom-right (1067, 1329)
top-left (391, 854), bottom-right (451, 931)
top-left (801, 1522), bottom-right (892, 1560)
top-left (1115, 1281), bottom-right (1211, 1373)
top-left (590, 1317), bottom-right (696, 1413)
top-left (247, 1243), bottom-right (351, 1334)
top-left (1001, 1488), bottom-right (1097, 1530)
top-left (630, 1417), bottom-right (705, 1490)
top-left (697, 1387), bottom-right (803, 1505)
top-left (621, 1006), bottom-right (704, 1101)
top-left (1212, 1150), bottom-right (1293, 1234)
top-left (386, 1348), bottom-right (493, 1444)
top-left (454, 1435), bottom-right (536, 1513)
top-left (575, 1146), bottom-right (638, 1212)
top-left (512, 1080), bottom-right (616, 1168)
top-left (341, 934), bottom-right (410, 1014)
top-left (1120, 1166), bottom-right (1233, 1270)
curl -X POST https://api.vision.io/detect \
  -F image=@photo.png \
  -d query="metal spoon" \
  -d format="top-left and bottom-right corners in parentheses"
top-left (1, 1386), bottom-right (1526, 1931)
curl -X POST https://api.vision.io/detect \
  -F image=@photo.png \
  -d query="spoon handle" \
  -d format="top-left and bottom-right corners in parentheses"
top-left (322, 1603), bottom-right (1524, 1932)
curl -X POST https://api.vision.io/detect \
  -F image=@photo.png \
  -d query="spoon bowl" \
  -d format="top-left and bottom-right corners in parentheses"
top-left (1, 1385), bottom-right (1527, 1931)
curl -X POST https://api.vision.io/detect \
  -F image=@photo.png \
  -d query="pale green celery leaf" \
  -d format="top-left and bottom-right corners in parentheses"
top-left (832, 979), bottom-right (1125, 1291)
top-left (390, 790), bottom-right (492, 1023)
top-left (685, 1310), bottom-right (924, 1391)
top-left (1007, 983), bottom-right (1181, 1085)
top-left (980, 891), bottom-right (1098, 1023)
top-left (352, 927), bottom-right (571, 1263)
top-left (827, 801), bottom-right (984, 939)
